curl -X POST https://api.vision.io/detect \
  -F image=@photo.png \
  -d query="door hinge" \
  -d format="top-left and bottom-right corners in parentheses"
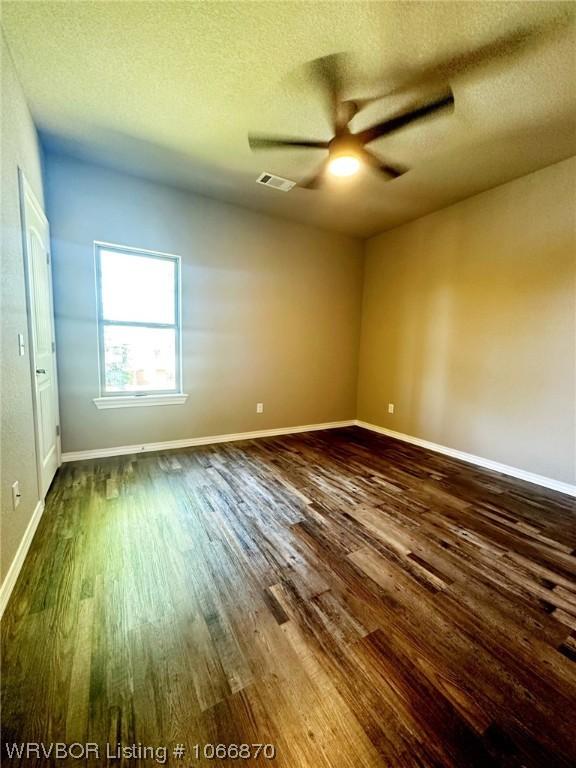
top-left (52, 340), bottom-right (56, 352)
top-left (56, 424), bottom-right (60, 437)
top-left (46, 252), bottom-right (50, 265)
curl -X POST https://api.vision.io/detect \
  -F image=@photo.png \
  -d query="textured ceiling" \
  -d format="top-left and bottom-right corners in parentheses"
top-left (2, 1), bottom-right (575, 237)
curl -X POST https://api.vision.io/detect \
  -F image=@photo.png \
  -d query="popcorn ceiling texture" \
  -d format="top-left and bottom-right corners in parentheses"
top-left (3, 1), bottom-right (575, 237)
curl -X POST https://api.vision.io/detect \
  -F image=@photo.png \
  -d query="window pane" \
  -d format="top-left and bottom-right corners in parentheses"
top-left (100, 250), bottom-right (176, 324)
top-left (103, 325), bottom-right (176, 392)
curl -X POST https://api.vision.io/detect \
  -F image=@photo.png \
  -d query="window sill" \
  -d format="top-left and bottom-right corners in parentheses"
top-left (93, 394), bottom-right (188, 410)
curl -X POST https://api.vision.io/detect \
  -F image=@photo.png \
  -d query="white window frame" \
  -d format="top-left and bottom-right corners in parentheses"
top-left (92, 241), bottom-right (187, 409)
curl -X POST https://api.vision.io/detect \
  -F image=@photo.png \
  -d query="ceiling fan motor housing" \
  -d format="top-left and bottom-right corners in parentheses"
top-left (328, 135), bottom-right (363, 160)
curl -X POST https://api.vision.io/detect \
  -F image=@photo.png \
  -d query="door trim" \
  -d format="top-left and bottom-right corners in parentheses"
top-left (18, 168), bottom-right (61, 499)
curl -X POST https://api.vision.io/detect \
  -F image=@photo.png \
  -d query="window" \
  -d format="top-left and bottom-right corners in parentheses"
top-left (93, 243), bottom-right (187, 409)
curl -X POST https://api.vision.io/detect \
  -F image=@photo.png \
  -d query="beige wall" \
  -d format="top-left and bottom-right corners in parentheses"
top-left (45, 155), bottom-right (364, 453)
top-left (358, 157), bottom-right (576, 484)
top-left (1, 34), bottom-right (45, 583)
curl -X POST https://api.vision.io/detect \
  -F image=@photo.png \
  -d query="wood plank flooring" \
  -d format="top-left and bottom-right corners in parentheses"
top-left (2, 426), bottom-right (576, 767)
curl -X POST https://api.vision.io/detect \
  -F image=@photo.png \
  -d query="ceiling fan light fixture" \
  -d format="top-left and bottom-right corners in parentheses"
top-left (328, 154), bottom-right (361, 177)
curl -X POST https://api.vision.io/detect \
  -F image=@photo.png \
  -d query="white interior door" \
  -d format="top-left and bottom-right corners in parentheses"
top-left (19, 170), bottom-right (61, 498)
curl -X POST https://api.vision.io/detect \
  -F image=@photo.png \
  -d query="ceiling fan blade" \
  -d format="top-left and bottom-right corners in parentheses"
top-left (351, 14), bottom-right (571, 111)
top-left (299, 160), bottom-right (329, 190)
top-left (360, 149), bottom-right (408, 178)
top-left (356, 91), bottom-right (454, 145)
top-left (306, 52), bottom-right (349, 131)
top-left (249, 135), bottom-right (330, 150)
top-left (389, 14), bottom-right (572, 96)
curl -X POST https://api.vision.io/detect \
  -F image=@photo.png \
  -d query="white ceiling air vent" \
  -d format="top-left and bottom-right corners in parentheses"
top-left (256, 172), bottom-right (296, 192)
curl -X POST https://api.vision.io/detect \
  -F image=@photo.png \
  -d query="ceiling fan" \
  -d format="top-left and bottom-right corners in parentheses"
top-left (248, 53), bottom-right (455, 189)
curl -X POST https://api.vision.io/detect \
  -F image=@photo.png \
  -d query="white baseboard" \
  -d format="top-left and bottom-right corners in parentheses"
top-left (356, 421), bottom-right (576, 497)
top-left (61, 420), bottom-right (356, 462)
top-left (0, 499), bottom-right (45, 619)
top-left (60, 417), bottom-right (575, 497)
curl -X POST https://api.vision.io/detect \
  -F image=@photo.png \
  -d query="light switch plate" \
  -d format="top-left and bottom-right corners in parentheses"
top-left (12, 481), bottom-right (21, 510)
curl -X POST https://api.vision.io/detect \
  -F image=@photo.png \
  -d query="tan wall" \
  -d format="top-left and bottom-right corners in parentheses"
top-left (45, 155), bottom-right (364, 453)
top-left (0, 34), bottom-right (45, 583)
top-left (358, 157), bottom-right (576, 484)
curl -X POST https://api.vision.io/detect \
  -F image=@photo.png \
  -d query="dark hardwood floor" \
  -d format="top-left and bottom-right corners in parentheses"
top-left (2, 427), bottom-right (576, 767)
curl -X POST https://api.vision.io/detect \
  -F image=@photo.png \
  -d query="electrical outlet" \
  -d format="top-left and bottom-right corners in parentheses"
top-left (256, 403), bottom-right (264, 414)
top-left (388, 403), bottom-right (395, 414)
top-left (12, 481), bottom-right (21, 510)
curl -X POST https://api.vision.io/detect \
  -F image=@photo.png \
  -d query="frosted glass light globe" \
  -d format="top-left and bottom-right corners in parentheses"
top-left (328, 155), bottom-right (360, 177)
